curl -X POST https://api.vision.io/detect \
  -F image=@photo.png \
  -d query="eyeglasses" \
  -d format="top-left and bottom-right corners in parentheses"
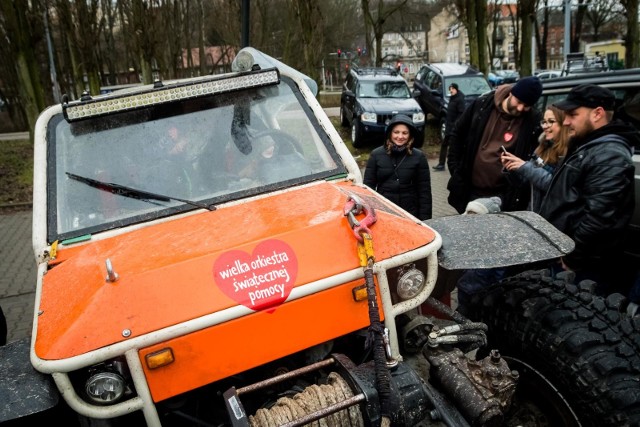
top-left (540, 119), bottom-right (557, 127)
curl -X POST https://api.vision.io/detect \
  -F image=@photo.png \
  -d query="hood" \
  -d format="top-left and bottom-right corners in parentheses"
top-left (34, 181), bottom-right (435, 359)
top-left (359, 98), bottom-right (422, 114)
top-left (594, 120), bottom-right (640, 148)
top-left (494, 84), bottom-right (511, 108)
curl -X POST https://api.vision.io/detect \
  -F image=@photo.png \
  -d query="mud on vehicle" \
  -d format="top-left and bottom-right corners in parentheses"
top-left (1, 48), bottom-right (639, 427)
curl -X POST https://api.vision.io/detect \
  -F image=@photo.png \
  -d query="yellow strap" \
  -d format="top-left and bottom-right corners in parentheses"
top-left (357, 232), bottom-right (375, 267)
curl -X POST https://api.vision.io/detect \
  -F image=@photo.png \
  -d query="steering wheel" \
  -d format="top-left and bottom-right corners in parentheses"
top-left (251, 129), bottom-right (303, 156)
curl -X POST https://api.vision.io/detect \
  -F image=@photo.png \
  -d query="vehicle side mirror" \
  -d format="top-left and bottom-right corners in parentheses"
top-left (431, 89), bottom-right (442, 98)
top-left (412, 89), bottom-right (421, 98)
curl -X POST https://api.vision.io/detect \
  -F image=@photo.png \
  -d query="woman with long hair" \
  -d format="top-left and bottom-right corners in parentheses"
top-left (501, 105), bottom-right (570, 212)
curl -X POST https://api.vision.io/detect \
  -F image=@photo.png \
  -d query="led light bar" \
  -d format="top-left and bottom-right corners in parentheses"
top-left (63, 68), bottom-right (280, 122)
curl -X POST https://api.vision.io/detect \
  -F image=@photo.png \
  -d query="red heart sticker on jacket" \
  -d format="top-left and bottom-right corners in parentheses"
top-left (213, 239), bottom-right (297, 312)
top-left (504, 132), bottom-right (513, 142)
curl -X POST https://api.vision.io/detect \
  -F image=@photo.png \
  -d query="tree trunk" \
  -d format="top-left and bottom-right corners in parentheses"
top-left (465, 0), bottom-right (478, 68)
top-left (0, 0), bottom-right (47, 135)
top-left (476, 0), bottom-right (488, 73)
top-left (518, 0), bottom-right (536, 76)
top-left (622, 0), bottom-right (639, 67)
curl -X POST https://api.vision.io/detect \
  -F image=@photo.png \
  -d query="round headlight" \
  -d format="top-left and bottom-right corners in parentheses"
top-left (85, 372), bottom-right (126, 404)
top-left (396, 267), bottom-right (425, 300)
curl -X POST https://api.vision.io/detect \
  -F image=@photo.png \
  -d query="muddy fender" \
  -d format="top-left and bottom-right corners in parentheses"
top-left (0, 337), bottom-right (60, 423)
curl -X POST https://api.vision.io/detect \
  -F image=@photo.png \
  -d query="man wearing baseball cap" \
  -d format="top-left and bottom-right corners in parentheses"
top-left (539, 84), bottom-right (639, 297)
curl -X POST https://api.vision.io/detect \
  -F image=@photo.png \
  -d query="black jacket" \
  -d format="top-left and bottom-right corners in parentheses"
top-left (446, 89), bottom-right (541, 213)
top-left (445, 91), bottom-right (465, 137)
top-left (364, 147), bottom-right (432, 220)
top-left (538, 121), bottom-right (638, 272)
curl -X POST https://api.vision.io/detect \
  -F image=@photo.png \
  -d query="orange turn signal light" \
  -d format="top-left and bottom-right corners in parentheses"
top-left (145, 348), bottom-right (175, 369)
top-left (352, 284), bottom-right (368, 302)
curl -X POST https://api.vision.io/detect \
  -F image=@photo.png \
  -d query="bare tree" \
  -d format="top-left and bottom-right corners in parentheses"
top-left (450, 0), bottom-right (488, 71)
top-left (620, 0), bottom-right (639, 67)
top-left (361, 0), bottom-right (409, 67)
top-left (584, 0), bottom-right (625, 40)
top-left (100, 0), bottom-right (120, 85)
top-left (0, 0), bottom-right (47, 135)
top-left (487, 0), bottom-right (505, 70)
top-left (533, 0), bottom-right (552, 70)
top-left (476, 0), bottom-right (488, 73)
top-left (291, 0), bottom-right (324, 82)
top-left (518, 0), bottom-right (536, 76)
top-left (570, 0), bottom-right (588, 53)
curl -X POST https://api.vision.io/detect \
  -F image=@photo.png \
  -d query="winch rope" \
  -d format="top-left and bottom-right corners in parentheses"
top-left (343, 194), bottom-right (392, 427)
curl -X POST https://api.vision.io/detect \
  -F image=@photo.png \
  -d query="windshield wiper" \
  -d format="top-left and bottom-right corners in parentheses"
top-left (66, 172), bottom-right (216, 211)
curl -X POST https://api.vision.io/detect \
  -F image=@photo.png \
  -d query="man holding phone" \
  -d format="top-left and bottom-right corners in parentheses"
top-left (446, 76), bottom-right (543, 213)
top-left (539, 84), bottom-right (638, 298)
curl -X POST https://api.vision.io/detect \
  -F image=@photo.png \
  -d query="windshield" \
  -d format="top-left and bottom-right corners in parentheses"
top-left (358, 80), bottom-right (410, 98)
top-left (446, 76), bottom-right (492, 97)
top-left (48, 78), bottom-right (345, 243)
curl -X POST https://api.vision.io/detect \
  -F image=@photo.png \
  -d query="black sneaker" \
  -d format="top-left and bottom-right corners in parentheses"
top-left (432, 164), bottom-right (445, 171)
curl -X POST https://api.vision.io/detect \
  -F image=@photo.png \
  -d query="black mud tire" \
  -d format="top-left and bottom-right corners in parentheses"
top-left (351, 120), bottom-right (364, 148)
top-left (467, 269), bottom-right (640, 427)
top-left (439, 117), bottom-right (446, 142)
top-left (339, 105), bottom-right (349, 127)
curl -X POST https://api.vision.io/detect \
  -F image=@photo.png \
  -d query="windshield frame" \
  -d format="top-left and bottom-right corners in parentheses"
top-left (46, 75), bottom-right (347, 244)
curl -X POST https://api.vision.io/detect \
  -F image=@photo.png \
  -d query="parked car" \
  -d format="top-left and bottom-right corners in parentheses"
top-left (560, 52), bottom-right (609, 76)
top-left (495, 69), bottom-right (520, 84)
top-left (536, 69), bottom-right (561, 80)
top-left (340, 66), bottom-right (425, 148)
top-left (487, 71), bottom-right (504, 87)
top-left (412, 62), bottom-right (492, 138)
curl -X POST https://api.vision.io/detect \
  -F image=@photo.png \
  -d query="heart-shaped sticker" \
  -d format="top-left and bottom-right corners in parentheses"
top-left (504, 132), bottom-right (513, 142)
top-left (213, 239), bottom-right (297, 312)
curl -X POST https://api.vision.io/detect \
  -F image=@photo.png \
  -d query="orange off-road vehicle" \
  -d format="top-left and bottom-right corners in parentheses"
top-left (2, 48), bottom-right (639, 427)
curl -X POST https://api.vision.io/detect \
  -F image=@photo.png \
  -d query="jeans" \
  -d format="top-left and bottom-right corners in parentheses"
top-left (438, 135), bottom-right (450, 166)
top-left (456, 267), bottom-right (507, 313)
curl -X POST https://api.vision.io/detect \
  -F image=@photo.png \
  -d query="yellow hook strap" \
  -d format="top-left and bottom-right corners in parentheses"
top-left (357, 232), bottom-right (375, 268)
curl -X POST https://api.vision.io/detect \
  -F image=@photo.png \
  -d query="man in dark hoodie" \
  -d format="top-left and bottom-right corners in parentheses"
top-left (539, 84), bottom-right (638, 296)
top-left (433, 83), bottom-right (465, 171)
top-left (446, 76), bottom-right (543, 213)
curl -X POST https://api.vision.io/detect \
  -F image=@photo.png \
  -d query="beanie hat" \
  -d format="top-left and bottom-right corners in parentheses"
top-left (385, 114), bottom-right (417, 140)
top-left (449, 83), bottom-right (459, 90)
top-left (510, 76), bottom-right (543, 106)
top-left (463, 196), bottom-right (502, 215)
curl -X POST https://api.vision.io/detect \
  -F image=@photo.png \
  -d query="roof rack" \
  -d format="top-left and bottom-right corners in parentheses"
top-left (352, 66), bottom-right (398, 77)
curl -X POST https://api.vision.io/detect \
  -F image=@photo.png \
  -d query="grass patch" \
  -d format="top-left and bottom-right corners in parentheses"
top-left (0, 139), bottom-right (33, 206)
top-left (318, 92), bottom-right (341, 108)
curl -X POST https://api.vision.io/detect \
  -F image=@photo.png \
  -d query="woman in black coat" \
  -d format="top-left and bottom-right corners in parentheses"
top-left (363, 114), bottom-right (432, 220)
